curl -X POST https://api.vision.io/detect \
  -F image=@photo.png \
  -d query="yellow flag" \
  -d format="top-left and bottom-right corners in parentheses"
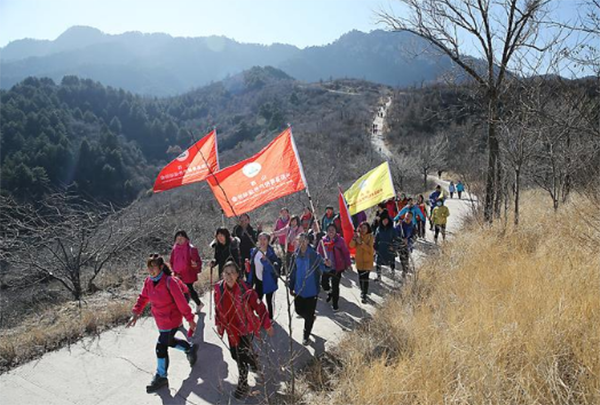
top-left (344, 162), bottom-right (396, 215)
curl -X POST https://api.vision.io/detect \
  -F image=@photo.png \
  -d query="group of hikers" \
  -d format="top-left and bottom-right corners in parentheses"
top-left (126, 183), bottom-right (457, 398)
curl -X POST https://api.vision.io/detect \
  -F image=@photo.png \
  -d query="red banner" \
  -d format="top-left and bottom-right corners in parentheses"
top-left (338, 187), bottom-right (356, 256)
top-left (207, 128), bottom-right (306, 217)
top-left (153, 130), bottom-right (219, 193)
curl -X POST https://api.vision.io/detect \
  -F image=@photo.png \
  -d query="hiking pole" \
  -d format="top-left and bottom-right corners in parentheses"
top-left (209, 263), bottom-right (214, 319)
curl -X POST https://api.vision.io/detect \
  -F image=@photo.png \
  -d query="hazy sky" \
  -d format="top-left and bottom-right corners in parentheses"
top-left (0, 0), bottom-right (401, 48)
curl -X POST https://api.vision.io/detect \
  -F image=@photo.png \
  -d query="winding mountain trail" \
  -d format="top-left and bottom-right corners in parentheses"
top-left (0, 101), bottom-right (475, 405)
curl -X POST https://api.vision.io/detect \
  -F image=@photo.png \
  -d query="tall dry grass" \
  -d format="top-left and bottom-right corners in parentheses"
top-left (322, 191), bottom-right (600, 405)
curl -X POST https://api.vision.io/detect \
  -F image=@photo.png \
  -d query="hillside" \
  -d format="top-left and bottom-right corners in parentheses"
top-left (0, 67), bottom-right (385, 204)
top-left (306, 190), bottom-right (600, 404)
top-left (0, 26), bottom-right (454, 95)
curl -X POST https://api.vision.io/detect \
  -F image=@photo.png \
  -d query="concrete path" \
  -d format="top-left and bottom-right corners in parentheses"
top-left (0, 101), bottom-right (475, 405)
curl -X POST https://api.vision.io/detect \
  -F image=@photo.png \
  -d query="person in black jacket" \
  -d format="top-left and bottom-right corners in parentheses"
top-left (232, 213), bottom-right (261, 266)
top-left (210, 228), bottom-right (241, 279)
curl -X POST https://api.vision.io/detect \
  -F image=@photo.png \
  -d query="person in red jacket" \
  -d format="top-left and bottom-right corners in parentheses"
top-left (170, 230), bottom-right (203, 313)
top-left (215, 261), bottom-right (274, 399)
top-left (127, 255), bottom-right (198, 394)
top-left (386, 197), bottom-right (399, 219)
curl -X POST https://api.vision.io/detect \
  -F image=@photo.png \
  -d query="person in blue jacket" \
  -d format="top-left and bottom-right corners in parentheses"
top-left (289, 233), bottom-right (326, 345)
top-left (394, 198), bottom-right (425, 226)
top-left (456, 181), bottom-right (465, 199)
top-left (247, 232), bottom-right (281, 320)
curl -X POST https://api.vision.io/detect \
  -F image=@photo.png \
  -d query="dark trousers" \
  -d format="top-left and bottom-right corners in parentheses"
top-left (399, 246), bottom-right (410, 273)
top-left (376, 262), bottom-right (395, 277)
top-left (156, 328), bottom-right (191, 377)
top-left (458, 191), bottom-right (463, 199)
top-left (357, 270), bottom-right (370, 298)
top-left (417, 219), bottom-right (426, 238)
top-left (321, 271), bottom-right (342, 307)
top-left (255, 278), bottom-right (274, 319)
top-left (434, 224), bottom-right (446, 241)
top-left (294, 296), bottom-right (318, 339)
top-left (185, 282), bottom-right (202, 306)
top-left (230, 335), bottom-right (257, 386)
top-left (450, 192), bottom-right (454, 198)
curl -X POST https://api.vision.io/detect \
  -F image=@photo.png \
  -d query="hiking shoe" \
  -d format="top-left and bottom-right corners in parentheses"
top-left (361, 297), bottom-right (368, 304)
top-left (233, 383), bottom-right (250, 399)
top-left (302, 337), bottom-right (310, 346)
top-left (146, 374), bottom-right (168, 393)
top-left (186, 344), bottom-right (198, 367)
top-left (332, 305), bottom-right (339, 312)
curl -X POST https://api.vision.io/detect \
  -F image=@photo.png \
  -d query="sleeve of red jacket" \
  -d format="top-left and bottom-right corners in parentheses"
top-left (169, 277), bottom-right (194, 323)
top-left (132, 281), bottom-right (149, 315)
top-left (247, 289), bottom-right (272, 331)
top-left (191, 246), bottom-right (202, 273)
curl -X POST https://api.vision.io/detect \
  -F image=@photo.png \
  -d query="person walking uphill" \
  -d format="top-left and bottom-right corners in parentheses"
top-left (215, 262), bottom-right (274, 399)
top-left (289, 233), bottom-right (325, 346)
top-left (127, 255), bottom-right (198, 394)
top-left (428, 185), bottom-right (444, 230)
top-left (170, 230), bottom-right (203, 313)
top-left (232, 213), bottom-right (260, 268)
top-left (431, 199), bottom-right (450, 244)
top-left (317, 224), bottom-right (352, 312)
top-left (247, 232), bottom-right (281, 320)
top-left (210, 228), bottom-right (241, 279)
top-left (273, 208), bottom-right (290, 252)
top-left (350, 222), bottom-right (375, 304)
top-left (456, 181), bottom-right (465, 199)
top-left (374, 213), bottom-right (400, 281)
top-left (449, 181), bottom-right (456, 198)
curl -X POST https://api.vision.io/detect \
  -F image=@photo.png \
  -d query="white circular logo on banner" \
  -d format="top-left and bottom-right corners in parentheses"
top-left (242, 162), bottom-right (262, 178)
top-left (176, 150), bottom-right (189, 162)
top-left (359, 179), bottom-right (369, 190)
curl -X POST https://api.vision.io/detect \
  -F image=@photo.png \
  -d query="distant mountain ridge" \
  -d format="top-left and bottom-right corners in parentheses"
top-left (0, 26), bottom-right (454, 95)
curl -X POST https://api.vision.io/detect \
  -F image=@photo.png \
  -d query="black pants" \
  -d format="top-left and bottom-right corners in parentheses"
top-left (399, 246), bottom-right (410, 273)
top-left (321, 271), bottom-right (341, 308)
top-left (458, 191), bottom-right (463, 199)
top-left (357, 270), bottom-right (370, 298)
top-left (450, 192), bottom-right (454, 198)
top-left (434, 224), bottom-right (446, 241)
top-left (417, 219), bottom-right (426, 238)
top-left (376, 262), bottom-right (395, 277)
top-left (230, 335), bottom-right (257, 386)
top-left (185, 283), bottom-right (202, 306)
top-left (254, 278), bottom-right (274, 319)
top-left (156, 328), bottom-right (191, 377)
top-left (294, 296), bottom-right (318, 339)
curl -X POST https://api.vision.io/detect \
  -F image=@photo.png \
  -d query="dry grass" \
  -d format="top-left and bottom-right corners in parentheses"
top-left (317, 190), bottom-right (600, 405)
top-left (0, 265), bottom-right (214, 374)
top-left (0, 291), bottom-right (136, 373)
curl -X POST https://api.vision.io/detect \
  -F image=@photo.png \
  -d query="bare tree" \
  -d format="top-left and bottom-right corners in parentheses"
top-left (528, 84), bottom-right (600, 210)
top-left (498, 80), bottom-right (548, 224)
top-left (0, 193), bottom-right (165, 301)
top-left (414, 134), bottom-right (449, 190)
top-left (378, 0), bottom-right (565, 222)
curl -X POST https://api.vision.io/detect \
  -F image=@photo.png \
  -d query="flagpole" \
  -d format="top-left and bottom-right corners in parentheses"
top-left (288, 124), bottom-right (328, 257)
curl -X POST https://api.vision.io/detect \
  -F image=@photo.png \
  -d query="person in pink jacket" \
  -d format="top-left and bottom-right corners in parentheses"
top-left (127, 254), bottom-right (198, 394)
top-left (169, 230), bottom-right (203, 313)
top-left (317, 224), bottom-right (352, 312)
top-left (273, 207), bottom-right (290, 252)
